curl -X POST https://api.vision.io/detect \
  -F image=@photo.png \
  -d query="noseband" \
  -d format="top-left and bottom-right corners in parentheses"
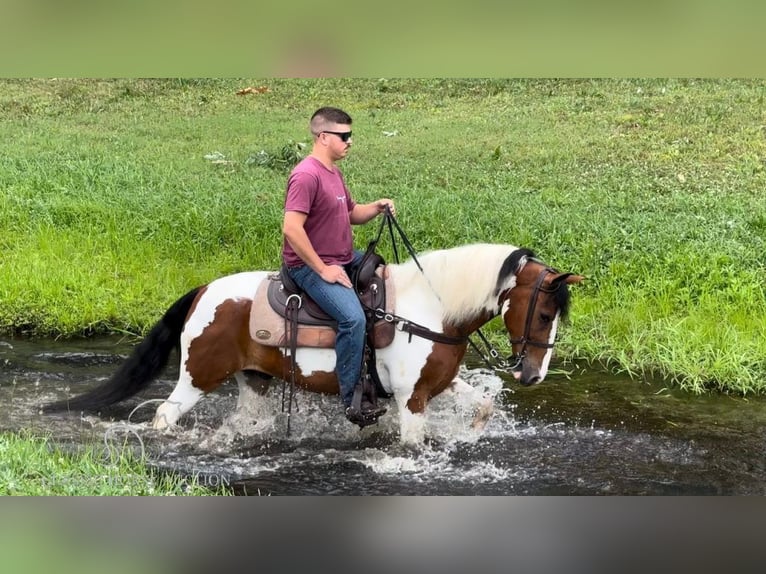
top-left (507, 267), bottom-right (558, 369)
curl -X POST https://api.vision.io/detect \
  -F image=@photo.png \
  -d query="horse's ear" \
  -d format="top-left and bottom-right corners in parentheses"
top-left (550, 273), bottom-right (584, 286)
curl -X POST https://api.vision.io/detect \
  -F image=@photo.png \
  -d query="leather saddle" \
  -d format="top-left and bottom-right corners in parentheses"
top-left (250, 254), bottom-right (396, 349)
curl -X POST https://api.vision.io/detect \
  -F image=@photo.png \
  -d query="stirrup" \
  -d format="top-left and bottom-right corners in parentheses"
top-left (345, 404), bottom-right (386, 429)
top-left (360, 399), bottom-right (387, 419)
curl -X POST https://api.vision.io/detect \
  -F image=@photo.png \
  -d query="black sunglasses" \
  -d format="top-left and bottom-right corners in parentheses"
top-left (322, 130), bottom-right (352, 142)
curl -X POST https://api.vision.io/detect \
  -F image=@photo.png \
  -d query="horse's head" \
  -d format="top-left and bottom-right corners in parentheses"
top-left (497, 252), bottom-right (583, 386)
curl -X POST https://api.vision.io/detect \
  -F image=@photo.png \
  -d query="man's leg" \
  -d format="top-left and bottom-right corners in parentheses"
top-left (287, 265), bottom-right (366, 407)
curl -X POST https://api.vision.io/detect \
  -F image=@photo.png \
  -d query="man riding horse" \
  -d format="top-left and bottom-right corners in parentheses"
top-left (281, 106), bottom-right (395, 427)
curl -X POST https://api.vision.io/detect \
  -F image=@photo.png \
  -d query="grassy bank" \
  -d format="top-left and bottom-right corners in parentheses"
top-left (0, 431), bottom-right (221, 495)
top-left (1, 78), bottom-right (766, 394)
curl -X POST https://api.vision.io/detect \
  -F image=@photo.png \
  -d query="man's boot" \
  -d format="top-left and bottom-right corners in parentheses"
top-left (345, 376), bottom-right (386, 428)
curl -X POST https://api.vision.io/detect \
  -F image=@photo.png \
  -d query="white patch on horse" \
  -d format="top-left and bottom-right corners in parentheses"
top-left (539, 313), bottom-right (560, 380)
top-left (189, 271), bottom-right (340, 377)
top-left (394, 392), bottom-right (427, 444)
top-left (183, 271), bottom-right (268, 342)
top-left (378, 262), bottom-right (446, 398)
top-left (293, 347), bottom-right (338, 376)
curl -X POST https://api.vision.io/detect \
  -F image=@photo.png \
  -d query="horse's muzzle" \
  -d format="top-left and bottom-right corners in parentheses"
top-left (520, 374), bottom-right (542, 386)
top-left (512, 362), bottom-right (543, 386)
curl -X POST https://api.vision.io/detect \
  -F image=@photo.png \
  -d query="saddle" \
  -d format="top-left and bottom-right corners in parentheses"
top-left (249, 255), bottom-right (396, 349)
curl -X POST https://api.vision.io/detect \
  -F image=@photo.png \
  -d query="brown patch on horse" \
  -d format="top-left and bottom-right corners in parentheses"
top-left (404, 314), bottom-right (491, 414)
top-left (500, 259), bottom-right (552, 335)
top-left (406, 342), bottom-right (466, 413)
top-left (499, 261), bottom-right (582, 383)
top-left (186, 296), bottom-right (342, 396)
top-left (185, 297), bottom-right (254, 393)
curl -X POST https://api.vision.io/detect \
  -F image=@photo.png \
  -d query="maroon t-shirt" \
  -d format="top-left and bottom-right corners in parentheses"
top-left (282, 156), bottom-right (357, 268)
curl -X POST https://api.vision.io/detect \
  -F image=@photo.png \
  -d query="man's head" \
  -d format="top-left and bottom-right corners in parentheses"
top-left (310, 107), bottom-right (353, 160)
top-left (310, 107), bottom-right (352, 135)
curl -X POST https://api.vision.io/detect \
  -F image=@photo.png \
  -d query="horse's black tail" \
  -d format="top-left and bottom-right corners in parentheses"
top-left (42, 286), bottom-right (203, 414)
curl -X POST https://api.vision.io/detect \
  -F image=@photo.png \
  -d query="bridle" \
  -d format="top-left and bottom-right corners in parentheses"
top-left (506, 266), bottom-right (563, 370)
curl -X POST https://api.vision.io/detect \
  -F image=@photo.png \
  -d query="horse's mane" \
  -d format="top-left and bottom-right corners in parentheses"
top-left (389, 243), bottom-right (530, 324)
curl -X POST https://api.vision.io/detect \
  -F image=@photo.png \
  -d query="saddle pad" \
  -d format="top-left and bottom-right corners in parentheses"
top-left (249, 267), bottom-right (396, 349)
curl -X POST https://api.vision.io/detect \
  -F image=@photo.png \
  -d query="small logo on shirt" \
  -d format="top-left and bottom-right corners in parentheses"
top-left (336, 195), bottom-right (345, 202)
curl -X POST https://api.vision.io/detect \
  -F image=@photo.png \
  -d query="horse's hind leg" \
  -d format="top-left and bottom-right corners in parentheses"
top-left (153, 362), bottom-right (241, 430)
top-left (152, 370), bottom-right (204, 430)
top-left (215, 371), bottom-right (275, 435)
top-left (235, 370), bottom-right (271, 408)
top-left (151, 275), bottom-right (260, 430)
top-left (152, 335), bottom-right (237, 430)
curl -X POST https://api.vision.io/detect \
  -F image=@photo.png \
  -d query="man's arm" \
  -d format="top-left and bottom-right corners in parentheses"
top-left (283, 211), bottom-right (352, 287)
top-left (349, 198), bottom-right (396, 225)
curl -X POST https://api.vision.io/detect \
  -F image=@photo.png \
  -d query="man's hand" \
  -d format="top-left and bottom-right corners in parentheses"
top-left (320, 264), bottom-right (352, 288)
top-left (376, 198), bottom-right (396, 217)
top-left (350, 198), bottom-right (396, 225)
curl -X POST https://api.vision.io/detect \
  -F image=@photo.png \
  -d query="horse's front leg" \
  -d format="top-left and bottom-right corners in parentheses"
top-left (393, 388), bottom-right (429, 446)
top-left (444, 377), bottom-right (495, 431)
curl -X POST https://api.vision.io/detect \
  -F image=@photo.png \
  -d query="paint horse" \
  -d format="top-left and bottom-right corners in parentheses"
top-left (45, 244), bottom-right (582, 444)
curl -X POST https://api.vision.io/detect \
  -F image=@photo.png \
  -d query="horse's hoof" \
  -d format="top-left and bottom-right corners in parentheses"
top-left (470, 402), bottom-right (494, 431)
top-left (151, 414), bottom-right (172, 430)
top-left (471, 419), bottom-right (489, 432)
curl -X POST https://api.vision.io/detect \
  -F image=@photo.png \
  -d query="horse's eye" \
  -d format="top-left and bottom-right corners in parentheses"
top-left (539, 313), bottom-right (552, 324)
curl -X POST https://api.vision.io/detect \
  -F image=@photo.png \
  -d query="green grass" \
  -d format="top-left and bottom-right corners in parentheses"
top-left (2, 78), bottom-right (766, 394)
top-left (0, 431), bottom-right (221, 495)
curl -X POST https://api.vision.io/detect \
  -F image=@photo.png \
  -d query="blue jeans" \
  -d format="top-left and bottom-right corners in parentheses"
top-left (287, 251), bottom-right (366, 406)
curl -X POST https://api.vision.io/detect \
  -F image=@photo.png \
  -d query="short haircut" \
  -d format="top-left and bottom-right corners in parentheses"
top-left (310, 107), bottom-right (352, 135)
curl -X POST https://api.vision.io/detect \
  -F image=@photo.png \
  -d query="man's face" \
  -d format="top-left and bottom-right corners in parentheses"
top-left (319, 123), bottom-right (352, 159)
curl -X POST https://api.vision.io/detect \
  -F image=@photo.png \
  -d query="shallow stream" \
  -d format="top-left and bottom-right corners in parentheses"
top-left (2, 336), bottom-right (765, 495)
